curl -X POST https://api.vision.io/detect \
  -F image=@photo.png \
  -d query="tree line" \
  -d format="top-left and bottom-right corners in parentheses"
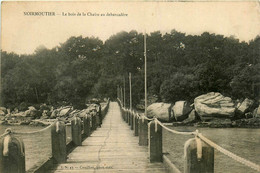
top-left (1, 30), bottom-right (259, 110)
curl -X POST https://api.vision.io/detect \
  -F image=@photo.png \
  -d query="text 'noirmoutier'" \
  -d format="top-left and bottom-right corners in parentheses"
top-left (23, 12), bottom-right (128, 17)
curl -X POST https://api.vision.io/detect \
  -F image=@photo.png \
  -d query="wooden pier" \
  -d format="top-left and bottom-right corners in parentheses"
top-left (49, 102), bottom-right (167, 173)
top-left (2, 100), bottom-right (258, 173)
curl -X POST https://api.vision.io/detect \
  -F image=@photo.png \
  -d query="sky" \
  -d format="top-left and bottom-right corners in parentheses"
top-left (1, 1), bottom-right (260, 55)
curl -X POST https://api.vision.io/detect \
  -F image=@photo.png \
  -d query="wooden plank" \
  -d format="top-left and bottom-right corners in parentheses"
top-left (50, 102), bottom-right (166, 173)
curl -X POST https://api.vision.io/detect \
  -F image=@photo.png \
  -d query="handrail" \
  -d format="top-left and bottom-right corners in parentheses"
top-left (13, 121), bottom-right (56, 135)
top-left (154, 117), bottom-right (260, 172)
top-left (197, 133), bottom-right (260, 172)
top-left (0, 128), bottom-right (12, 138)
top-left (154, 118), bottom-right (195, 136)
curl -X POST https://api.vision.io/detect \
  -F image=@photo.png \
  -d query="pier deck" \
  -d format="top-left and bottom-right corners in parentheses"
top-left (49, 102), bottom-right (167, 173)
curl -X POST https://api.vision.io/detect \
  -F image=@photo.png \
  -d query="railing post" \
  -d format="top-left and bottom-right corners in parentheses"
top-left (126, 109), bottom-right (129, 124)
top-left (71, 116), bottom-right (82, 146)
top-left (91, 113), bottom-right (97, 131)
top-left (122, 108), bottom-right (126, 121)
top-left (128, 110), bottom-right (131, 126)
top-left (134, 113), bottom-right (139, 136)
top-left (87, 114), bottom-right (92, 132)
top-left (83, 115), bottom-right (91, 137)
top-left (124, 108), bottom-right (127, 122)
top-left (130, 111), bottom-right (134, 130)
top-left (148, 120), bottom-right (162, 162)
top-left (51, 120), bottom-right (66, 163)
top-left (184, 138), bottom-right (214, 173)
top-left (139, 116), bottom-right (148, 146)
top-left (0, 129), bottom-right (25, 173)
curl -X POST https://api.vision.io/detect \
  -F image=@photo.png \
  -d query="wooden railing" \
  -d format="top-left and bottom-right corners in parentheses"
top-left (0, 100), bottom-right (110, 173)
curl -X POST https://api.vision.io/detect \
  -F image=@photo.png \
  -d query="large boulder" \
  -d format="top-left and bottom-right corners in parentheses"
top-left (194, 92), bottom-right (235, 121)
top-left (182, 109), bottom-right (199, 124)
top-left (236, 98), bottom-right (254, 116)
top-left (147, 102), bottom-right (173, 122)
top-left (172, 101), bottom-right (192, 121)
top-left (253, 105), bottom-right (260, 118)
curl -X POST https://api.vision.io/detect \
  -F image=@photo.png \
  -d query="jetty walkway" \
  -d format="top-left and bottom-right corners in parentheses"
top-left (49, 102), bottom-right (167, 172)
top-left (1, 100), bottom-right (260, 173)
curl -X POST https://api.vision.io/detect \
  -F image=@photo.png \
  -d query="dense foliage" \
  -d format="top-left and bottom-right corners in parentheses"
top-left (1, 30), bottom-right (259, 109)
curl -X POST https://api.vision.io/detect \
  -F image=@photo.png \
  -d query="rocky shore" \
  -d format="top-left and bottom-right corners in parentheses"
top-left (0, 99), bottom-right (109, 126)
top-left (146, 92), bottom-right (260, 128)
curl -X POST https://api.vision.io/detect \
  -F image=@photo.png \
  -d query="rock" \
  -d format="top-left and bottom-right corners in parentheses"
top-left (194, 92), bottom-right (235, 121)
top-left (78, 109), bottom-right (89, 118)
top-left (0, 107), bottom-right (7, 114)
top-left (237, 98), bottom-right (254, 116)
top-left (245, 112), bottom-right (253, 119)
top-left (172, 101), bottom-right (192, 121)
top-left (0, 115), bottom-right (5, 121)
top-left (25, 107), bottom-right (40, 118)
top-left (68, 110), bottom-right (79, 118)
top-left (40, 104), bottom-right (50, 111)
top-left (0, 110), bottom-right (5, 116)
top-left (86, 104), bottom-right (99, 112)
top-left (28, 106), bottom-right (36, 111)
top-left (42, 109), bottom-right (51, 117)
top-left (147, 102), bottom-right (173, 122)
top-left (13, 108), bottom-right (19, 113)
top-left (58, 106), bottom-right (73, 117)
top-left (51, 106), bottom-right (73, 118)
top-left (182, 109), bottom-right (199, 124)
top-left (50, 109), bottom-right (59, 118)
top-left (12, 112), bottom-right (26, 117)
top-left (253, 106), bottom-right (260, 118)
top-left (40, 110), bottom-right (50, 119)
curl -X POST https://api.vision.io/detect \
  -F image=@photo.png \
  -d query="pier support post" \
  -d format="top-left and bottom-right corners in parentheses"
top-left (91, 113), bottom-right (97, 131)
top-left (139, 117), bottom-right (148, 146)
top-left (148, 120), bottom-right (162, 162)
top-left (51, 120), bottom-right (66, 163)
top-left (123, 108), bottom-right (126, 121)
top-left (0, 129), bottom-right (25, 173)
top-left (87, 114), bottom-right (92, 132)
top-left (71, 116), bottom-right (82, 146)
top-left (126, 109), bottom-right (129, 123)
top-left (134, 114), bottom-right (139, 136)
top-left (83, 115), bottom-right (91, 137)
top-left (184, 138), bottom-right (214, 173)
top-left (128, 110), bottom-right (131, 126)
top-left (130, 111), bottom-right (134, 130)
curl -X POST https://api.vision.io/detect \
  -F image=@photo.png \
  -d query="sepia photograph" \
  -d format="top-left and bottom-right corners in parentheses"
top-left (0, 1), bottom-right (260, 173)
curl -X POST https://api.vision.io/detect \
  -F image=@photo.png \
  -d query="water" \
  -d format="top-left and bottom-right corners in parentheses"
top-left (0, 125), bottom-right (72, 171)
top-left (163, 126), bottom-right (260, 173)
top-left (0, 125), bottom-right (259, 172)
